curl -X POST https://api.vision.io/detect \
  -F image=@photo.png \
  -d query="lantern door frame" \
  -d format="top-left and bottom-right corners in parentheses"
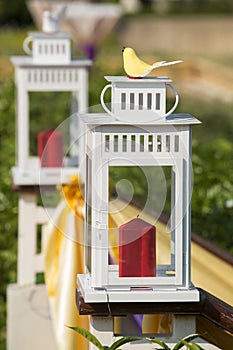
top-left (90, 157), bottom-right (183, 288)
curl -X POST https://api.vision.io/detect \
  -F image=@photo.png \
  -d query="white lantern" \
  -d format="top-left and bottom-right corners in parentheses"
top-left (78, 76), bottom-right (201, 303)
top-left (11, 30), bottom-right (92, 186)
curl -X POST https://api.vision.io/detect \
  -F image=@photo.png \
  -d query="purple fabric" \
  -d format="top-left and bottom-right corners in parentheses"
top-left (108, 253), bottom-right (115, 265)
top-left (82, 43), bottom-right (96, 60)
top-left (132, 314), bottom-right (143, 333)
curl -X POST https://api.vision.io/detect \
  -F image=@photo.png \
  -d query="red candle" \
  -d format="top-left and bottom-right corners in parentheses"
top-left (38, 129), bottom-right (64, 167)
top-left (119, 218), bottom-right (156, 277)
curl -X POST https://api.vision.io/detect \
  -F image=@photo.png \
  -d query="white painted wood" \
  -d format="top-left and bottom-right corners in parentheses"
top-left (17, 191), bottom-right (56, 284)
top-left (36, 205), bottom-right (50, 224)
top-left (78, 276), bottom-right (199, 304)
top-left (34, 253), bottom-right (45, 272)
top-left (18, 192), bottom-right (38, 285)
top-left (184, 126), bottom-right (193, 288)
top-left (174, 158), bottom-right (183, 286)
top-left (78, 68), bottom-right (89, 112)
top-left (70, 92), bottom-right (80, 161)
top-left (12, 165), bottom-right (79, 186)
top-left (90, 317), bottom-right (114, 350)
top-left (16, 68), bottom-right (29, 172)
top-left (91, 131), bottom-right (108, 287)
top-left (89, 315), bottom-right (220, 349)
top-left (171, 316), bottom-right (219, 349)
top-left (7, 284), bottom-right (58, 350)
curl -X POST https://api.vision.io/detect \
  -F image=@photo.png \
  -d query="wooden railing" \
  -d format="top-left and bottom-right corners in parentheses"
top-left (77, 288), bottom-right (233, 349)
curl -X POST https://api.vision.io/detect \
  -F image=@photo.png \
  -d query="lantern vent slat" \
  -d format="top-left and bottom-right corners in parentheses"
top-left (102, 132), bottom-right (180, 156)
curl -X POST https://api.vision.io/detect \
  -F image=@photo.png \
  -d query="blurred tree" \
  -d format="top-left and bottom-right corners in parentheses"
top-left (0, 0), bottom-right (32, 26)
top-left (192, 138), bottom-right (233, 253)
top-left (0, 79), bottom-right (18, 349)
top-left (140, 0), bottom-right (152, 7)
top-left (167, 0), bottom-right (233, 14)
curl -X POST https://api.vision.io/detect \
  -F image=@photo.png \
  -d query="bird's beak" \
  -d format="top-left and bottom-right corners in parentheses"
top-left (122, 46), bottom-right (125, 52)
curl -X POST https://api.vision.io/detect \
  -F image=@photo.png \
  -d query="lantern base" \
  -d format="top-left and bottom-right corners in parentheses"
top-left (12, 162), bottom-right (79, 186)
top-left (77, 274), bottom-right (200, 303)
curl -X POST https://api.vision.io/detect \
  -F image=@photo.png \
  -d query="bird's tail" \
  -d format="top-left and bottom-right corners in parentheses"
top-left (152, 60), bottom-right (183, 69)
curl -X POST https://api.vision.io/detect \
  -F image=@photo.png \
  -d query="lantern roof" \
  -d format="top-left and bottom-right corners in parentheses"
top-left (104, 75), bottom-right (172, 84)
top-left (26, 31), bottom-right (71, 39)
top-left (80, 113), bottom-right (201, 126)
top-left (10, 55), bottom-right (92, 67)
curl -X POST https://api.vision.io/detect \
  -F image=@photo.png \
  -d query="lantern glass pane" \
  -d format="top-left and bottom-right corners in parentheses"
top-left (29, 92), bottom-right (73, 164)
top-left (85, 155), bottom-right (92, 272)
top-left (108, 166), bottom-right (175, 279)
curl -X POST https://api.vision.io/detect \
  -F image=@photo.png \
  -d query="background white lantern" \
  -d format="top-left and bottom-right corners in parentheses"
top-left (10, 23), bottom-right (92, 286)
top-left (11, 29), bottom-right (91, 186)
top-left (78, 76), bottom-right (201, 303)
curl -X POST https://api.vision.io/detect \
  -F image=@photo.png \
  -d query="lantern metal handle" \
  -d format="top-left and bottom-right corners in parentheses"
top-left (164, 83), bottom-right (179, 117)
top-left (100, 83), bottom-right (114, 117)
top-left (23, 36), bottom-right (33, 56)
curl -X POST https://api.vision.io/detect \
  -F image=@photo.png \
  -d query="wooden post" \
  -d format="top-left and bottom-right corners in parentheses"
top-left (18, 191), bottom-right (38, 285)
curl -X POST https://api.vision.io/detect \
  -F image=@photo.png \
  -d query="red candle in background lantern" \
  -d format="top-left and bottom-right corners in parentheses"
top-left (119, 217), bottom-right (156, 277)
top-left (38, 129), bottom-right (64, 167)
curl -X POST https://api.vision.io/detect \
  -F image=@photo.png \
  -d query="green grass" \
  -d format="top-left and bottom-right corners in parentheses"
top-left (0, 28), bottom-right (30, 56)
top-left (179, 97), bottom-right (233, 143)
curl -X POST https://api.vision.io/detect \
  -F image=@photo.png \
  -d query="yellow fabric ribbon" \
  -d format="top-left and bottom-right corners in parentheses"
top-left (44, 175), bottom-right (89, 350)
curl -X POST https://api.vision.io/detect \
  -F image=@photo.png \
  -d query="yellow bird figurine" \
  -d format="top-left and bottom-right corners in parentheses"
top-left (122, 47), bottom-right (182, 78)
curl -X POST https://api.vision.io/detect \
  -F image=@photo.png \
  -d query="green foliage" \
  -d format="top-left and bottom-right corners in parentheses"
top-left (176, 96), bottom-right (233, 252)
top-left (173, 334), bottom-right (204, 350)
top-left (0, 29), bottom-right (28, 57)
top-left (69, 326), bottom-right (203, 349)
top-left (155, 0), bottom-right (233, 15)
top-left (0, 79), bottom-right (18, 349)
top-left (147, 337), bottom-right (170, 349)
top-left (179, 340), bottom-right (205, 350)
top-left (109, 166), bottom-right (171, 217)
top-left (67, 326), bottom-right (104, 349)
top-left (178, 97), bottom-right (233, 144)
top-left (148, 333), bottom-right (202, 349)
top-left (67, 326), bottom-right (140, 349)
top-left (0, 0), bottom-right (32, 26)
top-left (109, 336), bottom-right (141, 350)
top-left (29, 91), bottom-right (71, 155)
top-left (192, 138), bottom-right (233, 253)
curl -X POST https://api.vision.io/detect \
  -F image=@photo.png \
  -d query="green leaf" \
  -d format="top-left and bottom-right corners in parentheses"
top-left (147, 337), bottom-right (170, 350)
top-left (173, 334), bottom-right (201, 350)
top-left (110, 337), bottom-right (141, 350)
top-left (66, 325), bottom-right (104, 349)
top-left (179, 339), bottom-right (205, 350)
